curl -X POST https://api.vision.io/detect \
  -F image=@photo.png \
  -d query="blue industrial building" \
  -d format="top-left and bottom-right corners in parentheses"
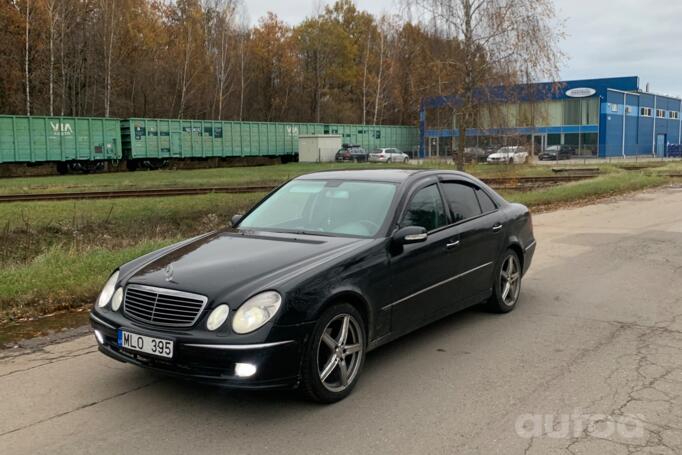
top-left (419, 76), bottom-right (682, 158)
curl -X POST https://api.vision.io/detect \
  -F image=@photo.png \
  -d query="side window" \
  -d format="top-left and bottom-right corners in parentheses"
top-left (475, 188), bottom-right (497, 213)
top-left (441, 182), bottom-right (482, 222)
top-left (401, 185), bottom-right (447, 232)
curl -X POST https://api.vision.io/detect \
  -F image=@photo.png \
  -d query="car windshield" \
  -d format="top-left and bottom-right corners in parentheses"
top-left (238, 179), bottom-right (397, 237)
top-left (546, 146), bottom-right (560, 151)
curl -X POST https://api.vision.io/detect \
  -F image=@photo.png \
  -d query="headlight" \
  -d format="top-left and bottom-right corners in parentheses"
top-left (111, 288), bottom-right (123, 311)
top-left (206, 304), bottom-right (230, 331)
top-left (97, 271), bottom-right (119, 308)
top-left (232, 291), bottom-right (282, 334)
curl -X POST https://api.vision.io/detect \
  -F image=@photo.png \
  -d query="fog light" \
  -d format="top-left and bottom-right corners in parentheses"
top-left (94, 329), bottom-right (104, 344)
top-left (235, 362), bottom-right (257, 378)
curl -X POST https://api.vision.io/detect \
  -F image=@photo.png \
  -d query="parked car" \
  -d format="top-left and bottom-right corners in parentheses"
top-left (538, 145), bottom-right (575, 161)
top-left (463, 147), bottom-right (493, 163)
top-left (487, 146), bottom-right (529, 164)
top-left (335, 145), bottom-right (368, 162)
top-left (90, 169), bottom-right (535, 403)
top-left (368, 148), bottom-right (410, 163)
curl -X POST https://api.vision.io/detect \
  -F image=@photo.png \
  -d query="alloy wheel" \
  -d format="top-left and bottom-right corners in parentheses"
top-left (500, 254), bottom-right (521, 306)
top-left (316, 314), bottom-right (364, 393)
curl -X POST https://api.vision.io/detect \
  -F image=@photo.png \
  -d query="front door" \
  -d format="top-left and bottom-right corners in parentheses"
top-left (388, 182), bottom-right (461, 334)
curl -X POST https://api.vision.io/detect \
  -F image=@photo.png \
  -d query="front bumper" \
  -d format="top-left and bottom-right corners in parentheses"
top-left (368, 156), bottom-right (387, 162)
top-left (90, 312), bottom-right (314, 389)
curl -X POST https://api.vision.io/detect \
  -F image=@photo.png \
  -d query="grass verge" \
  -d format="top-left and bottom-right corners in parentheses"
top-left (501, 172), bottom-right (667, 209)
top-left (0, 240), bottom-right (176, 324)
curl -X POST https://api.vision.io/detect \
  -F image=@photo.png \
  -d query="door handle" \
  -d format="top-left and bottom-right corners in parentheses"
top-left (492, 224), bottom-right (503, 232)
top-left (446, 240), bottom-right (460, 249)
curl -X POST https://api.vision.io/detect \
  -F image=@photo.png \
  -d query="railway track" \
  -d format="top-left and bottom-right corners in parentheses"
top-left (0, 174), bottom-right (601, 203)
top-left (0, 185), bottom-right (277, 203)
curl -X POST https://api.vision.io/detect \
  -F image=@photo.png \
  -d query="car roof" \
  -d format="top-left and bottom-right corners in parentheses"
top-left (295, 169), bottom-right (475, 183)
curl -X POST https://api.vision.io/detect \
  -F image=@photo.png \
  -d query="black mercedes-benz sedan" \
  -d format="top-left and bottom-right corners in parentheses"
top-left (91, 169), bottom-right (536, 403)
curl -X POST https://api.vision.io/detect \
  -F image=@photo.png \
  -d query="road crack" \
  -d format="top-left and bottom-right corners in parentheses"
top-left (0, 379), bottom-right (162, 439)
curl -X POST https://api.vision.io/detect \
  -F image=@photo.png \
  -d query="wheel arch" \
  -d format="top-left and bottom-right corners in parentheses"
top-left (318, 290), bottom-right (373, 341)
top-left (506, 241), bottom-right (525, 272)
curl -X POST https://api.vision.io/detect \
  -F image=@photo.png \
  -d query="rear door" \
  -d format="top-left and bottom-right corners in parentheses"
top-left (439, 179), bottom-right (503, 305)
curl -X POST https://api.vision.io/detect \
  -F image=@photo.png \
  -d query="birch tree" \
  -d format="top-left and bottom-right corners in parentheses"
top-left (24, 0), bottom-right (31, 115)
top-left (412, 0), bottom-right (562, 169)
top-left (44, 0), bottom-right (58, 116)
top-left (361, 32), bottom-right (371, 125)
top-left (372, 23), bottom-right (385, 125)
top-left (213, 1), bottom-right (237, 120)
top-left (100, 0), bottom-right (117, 117)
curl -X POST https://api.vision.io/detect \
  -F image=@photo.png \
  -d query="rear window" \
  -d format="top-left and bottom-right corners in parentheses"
top-left (475, 188), bottom-right (497, 213)
top-left (441, 182), bottom-right (482, 222)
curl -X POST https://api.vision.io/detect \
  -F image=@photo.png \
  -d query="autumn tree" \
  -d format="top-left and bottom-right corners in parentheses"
top-left (247, 13), bottom-right (298, 121)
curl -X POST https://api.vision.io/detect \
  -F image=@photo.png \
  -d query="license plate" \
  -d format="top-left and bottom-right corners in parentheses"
top-left (118, 330), bottom-right (174, 359)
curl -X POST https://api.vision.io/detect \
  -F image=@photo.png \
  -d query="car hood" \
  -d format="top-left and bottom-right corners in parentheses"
top-left (489, 152), bottom-right (512, 158)
top-left (125, 230), bottom-right (370, 301)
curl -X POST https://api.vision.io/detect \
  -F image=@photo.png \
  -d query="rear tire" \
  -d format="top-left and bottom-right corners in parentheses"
top-left (300, 304), bottom-right (366, 403)
top-left (487, 249), bottom-right (522, 313)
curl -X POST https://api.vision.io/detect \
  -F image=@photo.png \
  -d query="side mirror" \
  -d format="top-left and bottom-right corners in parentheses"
top-left (231, 214), bottom-right (243, 227)
top-left (392, 226), bottom-right (428, 246)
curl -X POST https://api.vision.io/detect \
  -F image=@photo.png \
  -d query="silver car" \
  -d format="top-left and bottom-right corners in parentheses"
top-left (368, 148), bottom-right (410, 163)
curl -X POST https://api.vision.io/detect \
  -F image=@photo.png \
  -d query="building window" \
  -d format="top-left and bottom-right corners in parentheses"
top-left (625, 106), bottom-right (632, 114)
top-left (581, 98), bottom-right (599, 124)
top-left (547, 134), bottom-right (562, 146)
top-left (670, 111), bottom-right (679, 120)
top-left (656, 109), bottom-right (666, 118)
top-left (563, 99), bottom-right (581, 125)
top-left (640, 107), bottom-right (652, 117)
top-left (610, 103), bottom-right (618, 113)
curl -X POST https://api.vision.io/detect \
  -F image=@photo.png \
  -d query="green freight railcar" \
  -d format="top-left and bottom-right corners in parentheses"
top-left (0, 115), bottom-right (122, 164)
top-left (121, 118), bottom-right (419, 160)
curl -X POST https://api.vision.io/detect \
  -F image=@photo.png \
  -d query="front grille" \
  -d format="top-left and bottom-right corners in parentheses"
top-left (123, 284), bottom-right (208, 327)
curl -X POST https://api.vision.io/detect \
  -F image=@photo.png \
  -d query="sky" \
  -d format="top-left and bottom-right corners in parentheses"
top-left (243, 0), bottom-right (682, 97)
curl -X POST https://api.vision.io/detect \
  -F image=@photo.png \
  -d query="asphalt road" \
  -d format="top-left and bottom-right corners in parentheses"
top-left (2, 186), bottom-right (682, 454)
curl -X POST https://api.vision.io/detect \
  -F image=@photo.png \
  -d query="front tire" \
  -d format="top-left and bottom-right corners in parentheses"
top-left (301, 304), bottom-right (366, 403)
top-left (487, 249), bottom-right (522, 313)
